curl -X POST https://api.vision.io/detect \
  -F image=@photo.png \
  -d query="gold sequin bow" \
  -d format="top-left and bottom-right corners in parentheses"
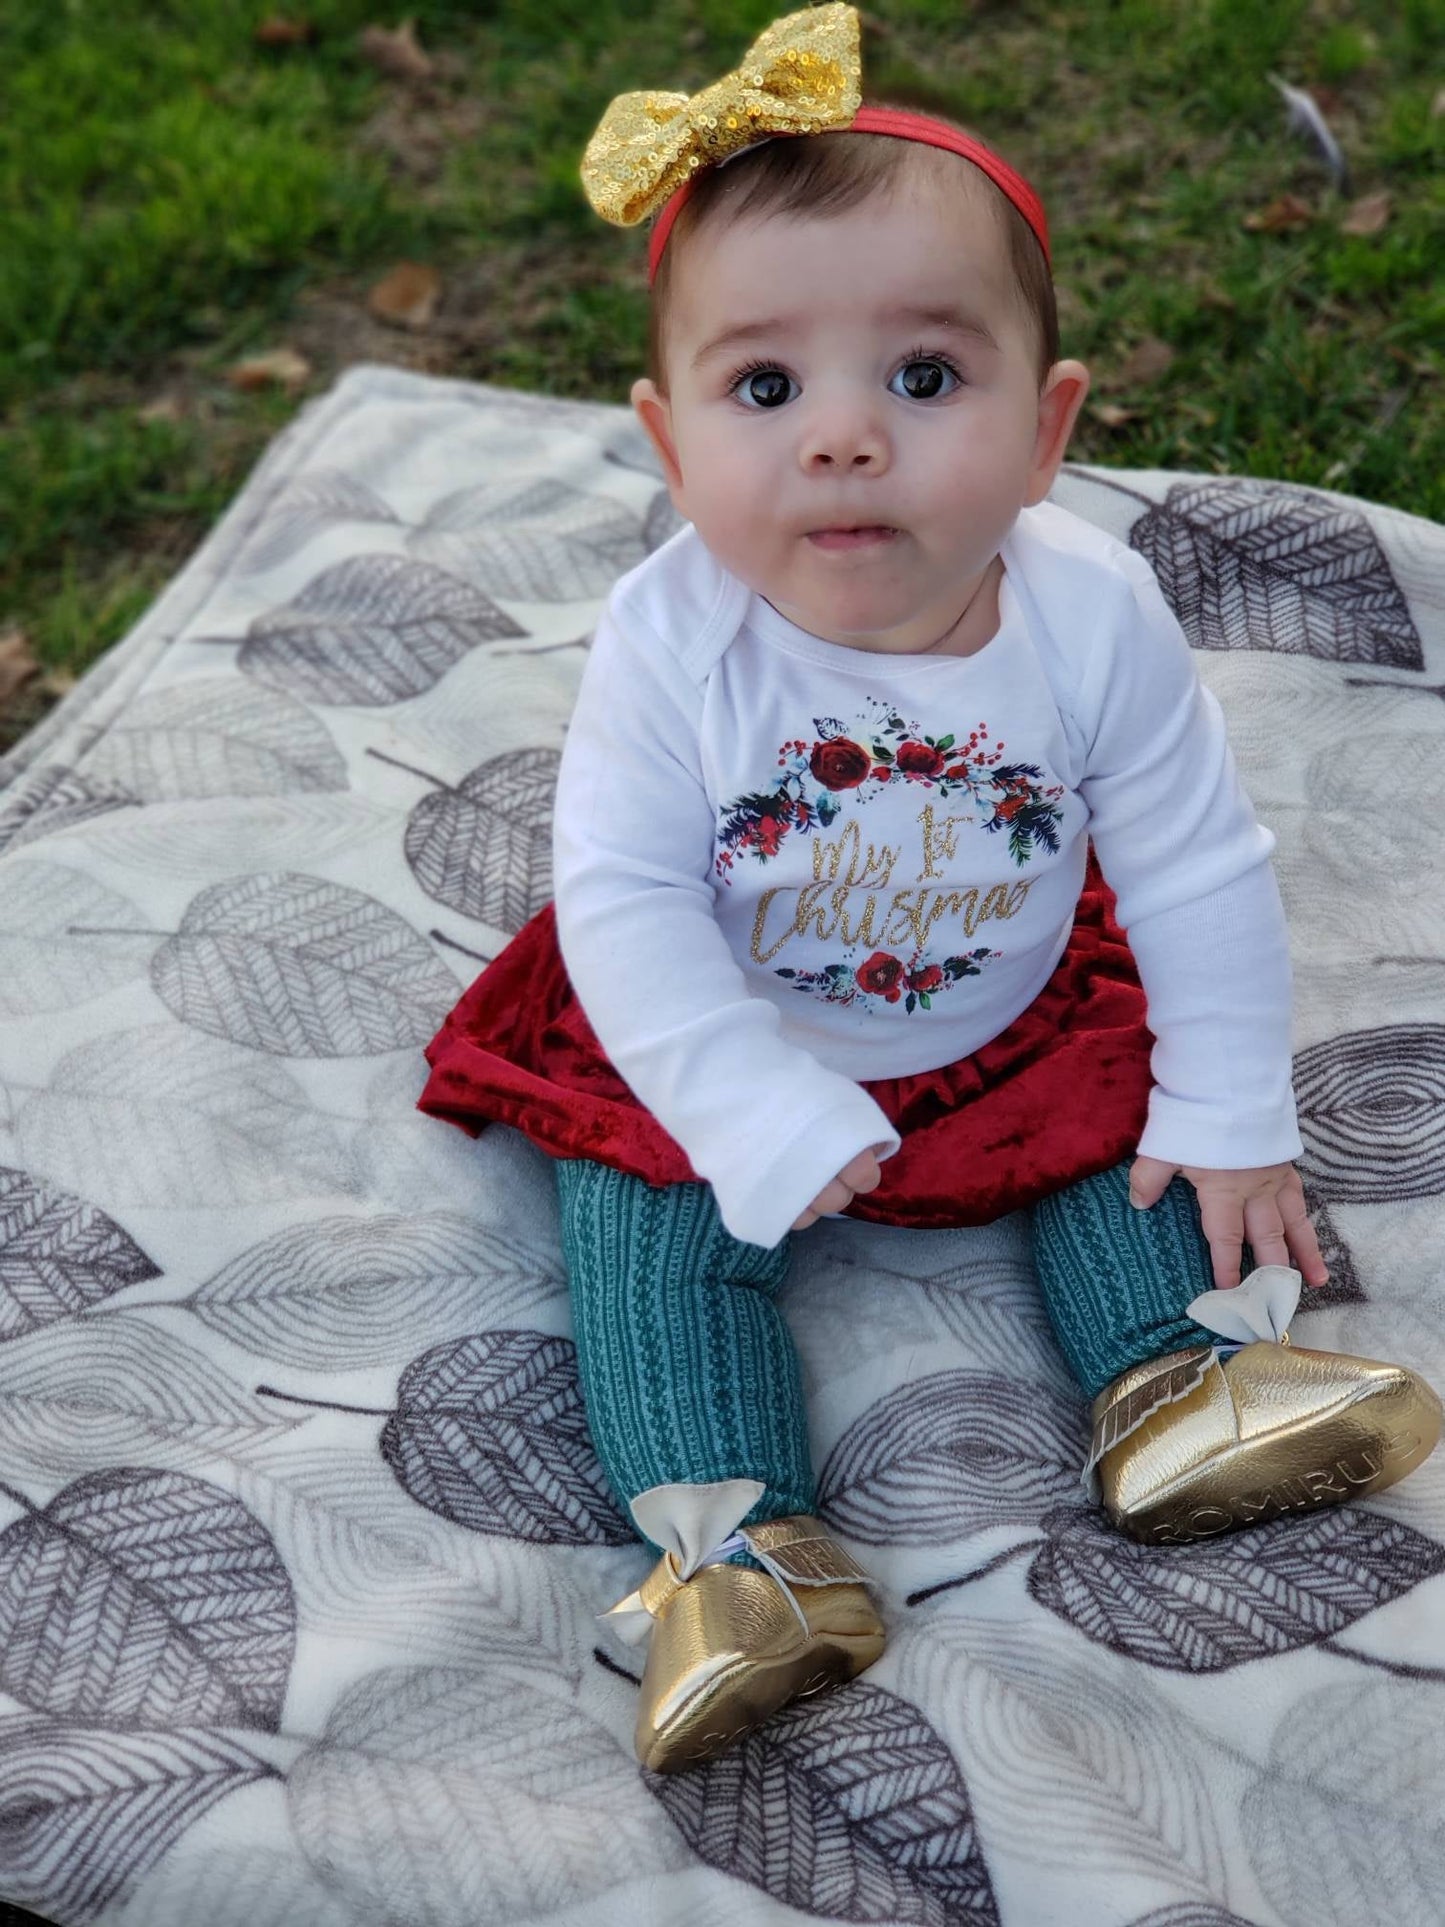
top-left (580, 3), bottom-right (863, 228)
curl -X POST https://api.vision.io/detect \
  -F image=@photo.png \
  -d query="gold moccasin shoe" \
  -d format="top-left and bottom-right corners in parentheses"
top-left (620, 1513), bottom-right (885, 1774)
top-left (1091, 1336), bottom-right (1442, 1545)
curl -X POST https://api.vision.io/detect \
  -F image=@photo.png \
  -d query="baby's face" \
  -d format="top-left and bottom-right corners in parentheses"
top-left (633, 177), bottom-right (1086, 652)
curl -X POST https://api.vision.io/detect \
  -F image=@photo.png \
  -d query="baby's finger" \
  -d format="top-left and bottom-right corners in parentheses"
top-left (1195, 1189), bottom-right (1245, 1290)
top-left (1242, 1193), bottom-right (1290, 1273)
top-left (1280, 1189), bottom-right (1330, 1286)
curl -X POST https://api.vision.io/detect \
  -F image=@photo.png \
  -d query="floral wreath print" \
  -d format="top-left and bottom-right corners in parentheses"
top-left (777, 945), bottom-right (1001, 1013)
top-left (714, 710), bottom-right (1065, 881)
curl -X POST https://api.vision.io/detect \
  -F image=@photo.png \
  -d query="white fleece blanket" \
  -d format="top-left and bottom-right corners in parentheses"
top-left (1, 364), bottom-right (1444, 1927)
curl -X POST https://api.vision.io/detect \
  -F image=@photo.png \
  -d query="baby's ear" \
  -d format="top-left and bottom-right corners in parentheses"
top-left (1024, 359), bottom-right (1090, 506)
top-left (631, 378), bottom-right (686, 500)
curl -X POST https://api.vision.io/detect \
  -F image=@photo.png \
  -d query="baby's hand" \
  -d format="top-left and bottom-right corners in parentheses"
top-left (792, 1147), bottom-right (886, 1231)
top-left (1129, 1155), bottom-right (1329, 1292)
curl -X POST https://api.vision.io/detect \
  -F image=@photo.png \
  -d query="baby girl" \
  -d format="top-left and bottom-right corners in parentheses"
top-left (420, 3), bottom-right (1441, 1774)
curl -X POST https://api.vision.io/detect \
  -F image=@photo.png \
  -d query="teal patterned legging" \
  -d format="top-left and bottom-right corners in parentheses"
top-left (556, 1155), bottom-right (1222, 1548)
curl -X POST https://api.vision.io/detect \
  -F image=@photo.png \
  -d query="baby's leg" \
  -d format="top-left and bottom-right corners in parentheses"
top-left (554, 1158), bottom-right (816, 1546)
top-left (556, 1158), bottom-right (883, 1772)
top-left (1028, 1155), bottom-right (1216, 1400)
top-left (1028, 1156), bottom-right (1440, 1542)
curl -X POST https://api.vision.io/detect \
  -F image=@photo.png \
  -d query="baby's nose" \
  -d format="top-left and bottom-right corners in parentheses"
top-left (798, 407), bottom-right (889, 471)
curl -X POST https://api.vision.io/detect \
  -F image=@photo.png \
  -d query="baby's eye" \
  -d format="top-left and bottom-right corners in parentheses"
top-left (889, 356), bottom-right (962, 401)
top-left (731, 366), bottom-right (797, 410)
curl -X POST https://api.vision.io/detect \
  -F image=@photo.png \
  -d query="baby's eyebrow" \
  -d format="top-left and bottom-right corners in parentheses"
top-left (690, 303), bottom-right (998, 374)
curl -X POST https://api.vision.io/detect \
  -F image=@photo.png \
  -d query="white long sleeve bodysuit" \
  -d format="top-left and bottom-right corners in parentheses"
top-left (552, 501), bottom-right (1303, 1250)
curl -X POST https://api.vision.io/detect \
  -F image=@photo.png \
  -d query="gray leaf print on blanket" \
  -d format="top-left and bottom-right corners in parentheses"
top-left (190, 1212), bottom-right (556, 1369)
top-left (1294, 1024), bottom-right (1445, 1202)
top-left (100, 1840), bottom-right (361, 1927)
top-left (0, 765), bottom-right (137, 858)
top-left (392, 744), bottom-right (559, 931)
top-left (0, 1718), bottom-right (274, 1924)
top-left (645, 485), bottom-right (685, 551)
top-left (378, 1329), bottom-right (632, 1545)
top-left (0, 1468), bottom-right (296, 1729)
top-left (12, 1025), bottom-right (361, 1207)
top-left (647, 1678), bottom-right (1000, 1925)
top-left (147, 871), bottom-right (458, 1056)
top-left (79, 678), bottom-right (347, 799)
top-left (1131, 477), bottom-right (1423, 665)
top-left (0, 1167), bottom-right (161, 1343)
top-left (231, 1445), bottom-right (595, 1666)
top-left (0, 861), bottom-right (152, 1016)
top-left (231, 554), bottom-right (526, 705)
top-left (818, 1370), bottom-right (1089, 1544)
top-left (64, 794), bottom-right (393, 882)
top-left (1243, 1678), bottom-right (1445, 1925)
top-left (236, 469), bottom-right (403, 576)
top-left (288, 1663), bottom-right (681, 1924)
top-left (410, 476), bottom-right (648, 600)
top-left (901, 1622), bottom-right (1228, 1895)
top-left (1027, 1504), bottom-right (1445, 1669)
top-left (0, 1317), bottom-right (297, 1484)
top-left (1130, 1909), bottom-right (1261, 1926)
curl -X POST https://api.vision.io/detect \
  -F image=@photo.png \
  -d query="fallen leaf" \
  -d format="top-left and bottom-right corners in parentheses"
top-left (1243, 193), bottom-right (1314, 233)
top-left (226, 348), bottom-right (313, 393)
top-left (0, 629), bottom-right (41, 707)
top-left (367, 262), bottom-right (443, 330)
top-left (359, 19), bottom-right (434, 80)
top-left (1340, 189), bottom-right (1393, 235)
top-left (1089, 402), bottom-right (1139, 429)
top-left (137, 395), bottom-right (186, 425)
top-left (1431, 86), bottom-right (1445, 120)
top-left (255, 16), bottom-right (317, 46)
top-left (1117, 336), bottom-right (1176, 385)
top-left (41, 667), bottom-right (77, 700)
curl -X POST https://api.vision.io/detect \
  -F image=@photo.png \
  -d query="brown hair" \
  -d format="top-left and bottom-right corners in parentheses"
top-left (646, 108), bottom-right (1058, 395)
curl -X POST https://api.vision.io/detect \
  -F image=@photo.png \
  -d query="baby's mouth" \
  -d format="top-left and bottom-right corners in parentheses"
top-left (806, 526), bottom-right (899, 550)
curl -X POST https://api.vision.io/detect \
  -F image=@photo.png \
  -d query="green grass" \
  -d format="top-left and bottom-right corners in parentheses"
top-left (1, 0), bottom-right (1442, 706)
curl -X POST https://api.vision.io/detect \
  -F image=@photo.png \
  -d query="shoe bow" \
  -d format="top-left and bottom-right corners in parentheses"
top-left (1186, 1263), bottom-right (1302, 1347)
top-left (600, 1479), bottom-right (870, 1647)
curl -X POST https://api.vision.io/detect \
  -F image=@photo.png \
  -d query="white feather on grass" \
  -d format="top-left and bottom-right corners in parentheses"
top-left (1268, 73), bottom-right (1352, 191)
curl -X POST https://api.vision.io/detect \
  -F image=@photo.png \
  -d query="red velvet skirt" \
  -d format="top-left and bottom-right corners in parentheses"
top-left (418, 855), bottom-right (1155, 1229)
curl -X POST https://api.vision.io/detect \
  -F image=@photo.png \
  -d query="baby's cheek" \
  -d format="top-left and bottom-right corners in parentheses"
top-left (690, 468), bottom-right (771, 564)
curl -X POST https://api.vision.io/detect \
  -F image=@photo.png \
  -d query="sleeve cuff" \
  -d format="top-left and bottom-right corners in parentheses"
top-left (704, 1088), bottom-right (901, 1249)
top-left (1138, 1089), bottom-right (1303, 1172)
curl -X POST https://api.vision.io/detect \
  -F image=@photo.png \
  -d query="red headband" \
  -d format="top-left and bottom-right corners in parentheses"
top-left (646, 105), bottom-right (1051, 285)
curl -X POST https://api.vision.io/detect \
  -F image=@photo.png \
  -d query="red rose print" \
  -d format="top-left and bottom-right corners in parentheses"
top-left (996, 795), bottom-right (1027, 820)
top-left (809, 738), bottom-right (872, 790)
top-left (907, 963), bottom-right (944, 993)
top-left (855, 952), bottom-right (905, 998)
top-left (895, 740), bottom-right (947, 778)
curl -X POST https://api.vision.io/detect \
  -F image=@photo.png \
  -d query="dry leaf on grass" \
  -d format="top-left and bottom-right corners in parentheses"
top-left (1340, 190), bottom-right (1393, 235)
top-left (1116, 337), bottom-right (1176, 386)
top-left (226, 348), bottom-right (313, 394)
top-left (1243, 193), bottom-right (1314, 233)
top-left (0, 630), bottom-right (42, 707)
top-left (367, 262), bottom-right (442, 330)
top-left (1089, 402), bottom-right (1139, 429)
top-left (360, 19), bottom-right (435, 80)
top-left (137, 395), bottom-right (186, 425)
top-left (1432, 86), bottom-right (1445, 120)
top-left (254, 16), bottom-right (317, 47)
